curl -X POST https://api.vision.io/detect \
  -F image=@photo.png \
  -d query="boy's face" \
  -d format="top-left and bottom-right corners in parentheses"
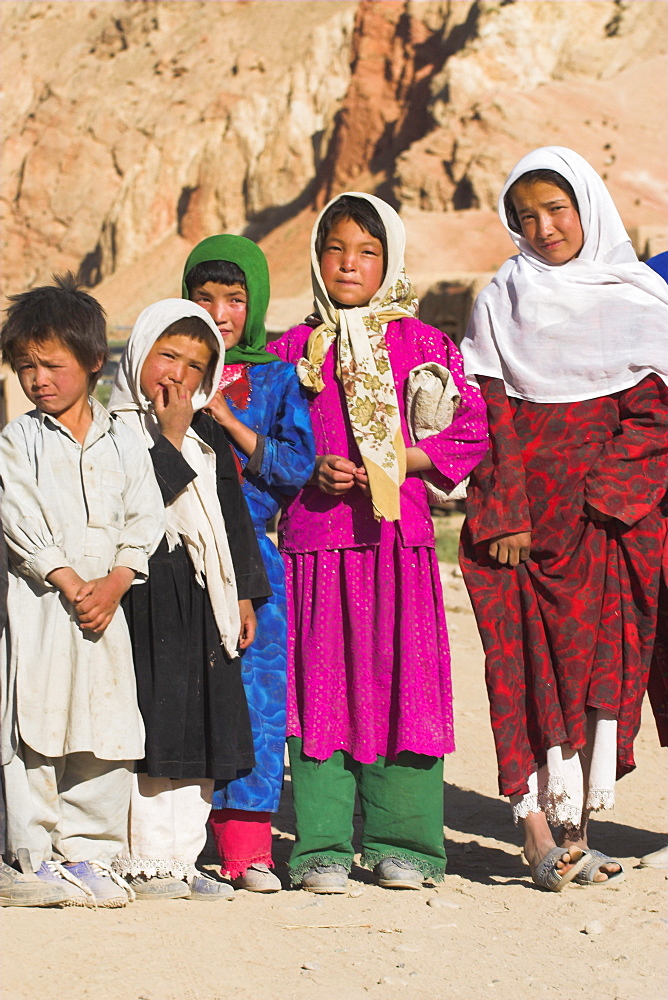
top-left (319, 217), bottom-right (385, 308)
top-left (190, 281), bottom-right (247, 352)
top-left (140, 334), bottom-right (214, 405)
top-left (15, 337), bottom-right (99, 422)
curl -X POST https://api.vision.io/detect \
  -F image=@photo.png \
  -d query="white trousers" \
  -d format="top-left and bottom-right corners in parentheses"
top-left (511, 709), bottom-right (618, 827)
top-left (113, 772), bottom-right (214, 878)
top-left (2, 741), bottom-right (132, 870)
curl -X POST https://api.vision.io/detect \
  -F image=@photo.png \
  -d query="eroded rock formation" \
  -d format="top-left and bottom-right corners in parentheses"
top-left (1, 1), bottom-right (356, 296)
top-left (1, 0), bottom-right (666, 334)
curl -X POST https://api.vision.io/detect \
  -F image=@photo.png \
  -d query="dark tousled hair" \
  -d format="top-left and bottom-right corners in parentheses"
top-left (315, 195), bottom-right (387, 277)
top-left (184, 260), bottom-right (246, 295)
top-left (1, 272), bottom-right (108, 388)
top-left (504, 169), bottom-right (580, 235)
top-left (157, 315), bottom-right (220, 392)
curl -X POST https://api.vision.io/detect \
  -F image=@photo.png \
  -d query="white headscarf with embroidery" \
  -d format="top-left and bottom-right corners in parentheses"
top-left (296, 192), bottom-right (418, 521)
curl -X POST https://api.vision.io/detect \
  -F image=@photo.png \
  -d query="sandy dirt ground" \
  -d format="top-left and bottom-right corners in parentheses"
top-left (2, 567), bottom-right (666, 1000)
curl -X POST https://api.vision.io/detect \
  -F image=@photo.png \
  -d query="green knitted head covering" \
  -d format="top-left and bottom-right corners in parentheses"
top-left (181, 234), bottom-right (278, 365)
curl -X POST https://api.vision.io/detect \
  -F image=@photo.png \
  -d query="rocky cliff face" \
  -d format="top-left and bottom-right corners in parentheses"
top-left (394, 0), bottom-right (667, 220)
top-left (1, 0), bottom-right (356, 295)
top-left (1, 0), bottom-right (666, 333)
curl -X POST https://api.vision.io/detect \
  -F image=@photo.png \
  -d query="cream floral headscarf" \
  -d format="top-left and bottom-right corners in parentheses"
top-left (296, 192), bottom-right (418, 521)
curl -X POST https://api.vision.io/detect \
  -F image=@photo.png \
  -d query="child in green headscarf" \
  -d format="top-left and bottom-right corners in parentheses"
top-left (183, 236), bottom-right (315, 892)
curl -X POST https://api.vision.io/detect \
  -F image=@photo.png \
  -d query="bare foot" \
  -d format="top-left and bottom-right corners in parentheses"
top-left (520, 812), bottom-right (585, 876)
top-left (557, 827), bottom-right (620, 883)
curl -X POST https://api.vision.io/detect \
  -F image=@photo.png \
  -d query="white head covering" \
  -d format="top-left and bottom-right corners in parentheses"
top-left (109, 299), bottom-right (240, 657)
top-left (295, 192), bottom-right (419, 520)
top-left (461, 146), bottom-right (668, 402)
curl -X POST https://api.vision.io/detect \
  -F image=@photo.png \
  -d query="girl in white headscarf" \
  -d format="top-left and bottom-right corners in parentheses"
top-left (108, 299), bottom-right (270, 900)
top-left (460, 146), bottom-right (668, 891)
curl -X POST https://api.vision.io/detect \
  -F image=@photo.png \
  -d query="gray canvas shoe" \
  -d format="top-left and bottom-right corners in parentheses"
top-left (373, 857), bottom-right (423, 889)
top-left (188, 870), bottom-right (234, 900)
top-left (232, 863), bottom-right (281, 893)
top-left (127, 872), bottom-right (191, 900)
top-left (300, 864), bottom-right (349, 893)
top-left (0, 859), bottom-right (71, 907)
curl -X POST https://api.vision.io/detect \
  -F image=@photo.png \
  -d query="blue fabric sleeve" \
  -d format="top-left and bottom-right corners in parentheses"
top-left (256, 368), bottom-right (315, 496)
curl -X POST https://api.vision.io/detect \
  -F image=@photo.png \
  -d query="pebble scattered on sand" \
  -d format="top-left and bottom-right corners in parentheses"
top-left (290, 899), bottom-right (324, 910)
top-left (301, 962), bottom-right (321, 971)
top-left (583, 920), bottom-right (604, 936)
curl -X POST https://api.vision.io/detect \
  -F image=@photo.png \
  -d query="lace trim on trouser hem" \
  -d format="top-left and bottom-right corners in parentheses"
top-left (361, 849), bottom-right (445, 883)
top-left (289, 855), bottom-right (353, 884)
top-left (585, 787), bottom-right (615, 812)
top-left (511, 778), bottom-right (582, 828)
top-left (222, 853), bottom-right (274, 879)
top-left (111, 857), bottom-right (190, 879)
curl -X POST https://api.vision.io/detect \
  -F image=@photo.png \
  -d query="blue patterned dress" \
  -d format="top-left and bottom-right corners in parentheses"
top-left (212, 360), bottom-right (315, 812)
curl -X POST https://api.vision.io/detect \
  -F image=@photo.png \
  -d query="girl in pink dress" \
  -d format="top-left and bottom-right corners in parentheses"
top-left (272, 192), bottom-right (488, 892)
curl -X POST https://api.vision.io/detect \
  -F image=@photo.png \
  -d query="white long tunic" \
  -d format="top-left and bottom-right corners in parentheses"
top-left (0, 399), bottom-right (165, 763)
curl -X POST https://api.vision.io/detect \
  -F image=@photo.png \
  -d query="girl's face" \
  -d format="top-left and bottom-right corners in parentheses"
top-left (319, 217), bottom-right (385, 307)
top-left (190, 281), bottom-right (248, 352)
top-left (140, 334), bottom-right (214, 404)
top-left (510, 179), bottom-right (584, 264)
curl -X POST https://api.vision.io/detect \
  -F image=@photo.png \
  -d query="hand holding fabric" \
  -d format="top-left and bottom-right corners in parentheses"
top-left (312, 455), bottom-right (357, 495)
top-left (488, 531), bottom-right (532, 567)
top-left (353, 466), bottom-right (371, 497)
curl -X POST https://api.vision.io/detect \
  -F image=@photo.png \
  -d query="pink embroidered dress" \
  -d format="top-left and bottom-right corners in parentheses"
top-left (272, 316), bottom-right (489, 763)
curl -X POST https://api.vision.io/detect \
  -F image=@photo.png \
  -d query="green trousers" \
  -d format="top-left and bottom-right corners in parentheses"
top-left (287, 737), bottom-right (446, 883)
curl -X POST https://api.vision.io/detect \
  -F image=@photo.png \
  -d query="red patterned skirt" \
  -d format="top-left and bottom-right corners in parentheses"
top-left (460, 390), bottom-right (665, 799)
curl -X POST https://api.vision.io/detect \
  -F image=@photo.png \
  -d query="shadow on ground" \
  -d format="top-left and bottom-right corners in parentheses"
top-left (201, 772), bottom-right (666, 886)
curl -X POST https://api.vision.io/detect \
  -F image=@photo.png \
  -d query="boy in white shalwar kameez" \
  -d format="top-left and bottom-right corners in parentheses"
top-left (0, 274), bottom-right (164, 907)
